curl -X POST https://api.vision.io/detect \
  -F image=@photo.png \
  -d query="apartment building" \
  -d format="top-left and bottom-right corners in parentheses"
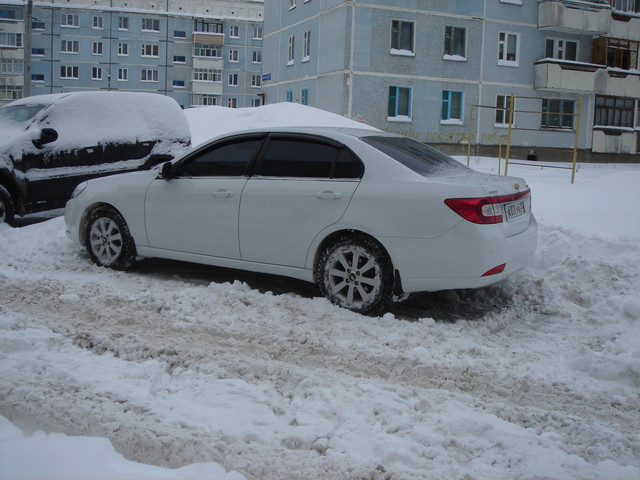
top-left (0, 0), bottom-right (264, 108)
top-left (262, 0), bottom-right (640, 157)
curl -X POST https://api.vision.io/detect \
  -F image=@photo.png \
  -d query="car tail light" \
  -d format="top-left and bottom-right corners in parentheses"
top-left (444, 190), bottom-right (530, 225)
top-left (482, 264), bottom-right (506, 276)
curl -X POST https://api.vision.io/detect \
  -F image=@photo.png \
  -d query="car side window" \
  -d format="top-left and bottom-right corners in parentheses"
top-left (179, 138), bottom-right (261, 177)
top-left (255, 137), bottom-right (363, 179)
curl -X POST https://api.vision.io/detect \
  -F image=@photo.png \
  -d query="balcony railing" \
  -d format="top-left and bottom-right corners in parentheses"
top-left (535, 59), bottom-right (640, 97)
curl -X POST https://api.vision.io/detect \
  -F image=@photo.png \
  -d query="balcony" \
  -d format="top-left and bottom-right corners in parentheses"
top-left (538, 1), bottom-right (640, 40)
top-left (535, 59), bottom-right (640, 97)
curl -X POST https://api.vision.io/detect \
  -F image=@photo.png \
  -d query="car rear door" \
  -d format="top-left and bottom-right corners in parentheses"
top-left (144, 135), bottom-right (263, 259)
top-left (239, 134), bottom-right (363, 268)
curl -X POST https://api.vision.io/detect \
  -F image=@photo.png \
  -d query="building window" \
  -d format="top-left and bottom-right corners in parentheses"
top-left (391, 20), bottom-right (414, 55)
top-left (253, 25), bottom-right (263, 40)
top-left (118, 16), bottom-right (129, 31)
top-left (31, 74), bottom-right (45, 82)
top-left (303, 31), bottom-right (311, 62)
top-left (194, 19), bottom-right (223, 34)
top-left (174, 30), bottom-right (186, 38)
top-left (142, 18), bottom-right (160, 32)
top-left (193, 68), bottom-right (221, 82)
top-left (194, 44), bottom-right (222, 58)
top-left (0, 59), bottom-right (23, 74)
top-left (32, 21), bottom-right (45, 30)
top-left (301, 88), bottom-right (309, 105)
top-left (31, 48), bottom-right (45, 56)
top-left (228, 97), bottom-right (238, 108)
top-left (92, 67), bottom-right (102, 80)
top-left (229, 25), bottom-right (239, 38)
top-left (252, 50), bottom-right (262, 64)
top-left (0, 85), bottom-right (22, 102)
top-left (228, 73), bottom-right (239, 86)
top-left (173, 80), bottom-right (185, 88)
top-left (286, 91), bottom-right (293, 102)
top-left (229, 49), bottom-right (239, 62)
top-left (193, 94), bottom-right (219, 106)
top-left (498, 32), bottom-right (519, 66)
top-left (60, 65), bottom-right (79, 79)
top-left (541, 99), bottom-right (575, 129)
top-left (289, 0), bottom-right (297, 9)
top-left (141, 69), bottom-right (159, 82)
top-left (61, 13), bottom-right (79, 28)
top-left (141, 44), bottom-right (159, 57)
top-left (388, 86), bottom-right (412, 120)
top-left (0, 9), bottom-right (17, 20)
top-left (441, 90), bottom-right (463, 123)
top-left (118, 42), bottom-right (129, 56)
top-left (118, 68), bottom-right (128, 81)
top-left (594, 95), bottom-right (634, 128)
top-left (93, 15), bottom-right (104, 29)
top-left (173, 55), bottom-right (186, 63)
top-left (611, 0), bottom-right (640, 12)
top-left (92, 42), bottom-right (103, 55)
top-left (495, 95), bottom-right (515, 126)
top-left (252, 98), bottom-right (262, 107)
top-left (287, 36), bottom-right (295, 65)
top-left (606, 39), bottom-right (639, 70)
top-left (0, 32), bottom-right (22, 47)
top-left (444, 26), bottom-right (466, 59)
top-left (545, 38), bottom-right (578, 61)
top-left (251, 75), bottom-right (261, 88)
top-left (61, 40), bottom-right (79, 54)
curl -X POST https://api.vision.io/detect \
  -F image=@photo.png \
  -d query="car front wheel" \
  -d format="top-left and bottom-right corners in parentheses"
top-left (317, 235), bottom-right (394, 315)
top-left (0, 185), bottom-right (15, 226)
top-left (85, 205), bottom-right (136, 270)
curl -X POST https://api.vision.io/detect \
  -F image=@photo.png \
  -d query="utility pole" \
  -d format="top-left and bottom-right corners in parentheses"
top-left (24, 0), bottom-right (33, 97)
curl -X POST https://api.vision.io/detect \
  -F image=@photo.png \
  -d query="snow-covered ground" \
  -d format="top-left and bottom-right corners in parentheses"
top-left (1, 104), bottom-right (639, 480)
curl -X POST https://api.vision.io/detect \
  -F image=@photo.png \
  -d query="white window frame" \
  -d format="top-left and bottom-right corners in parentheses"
top-left (229, 25), bottom-right (240, 38)
top-left (545, 38), bottom-right (579, 61)
top-left (302, 31), bottom-right (311, 62)
top-left (228, 73), bottom-right (239, 86)
top-left (92, 41), bottom-right (103, 55)
top-left (60, 65), bottom-right (79, 79)
top-left (251, 75), bottom-right (261, 88)
top-left (91, 66), bottom-right (102, 80)
top-left (253, 25), bottom-right (263, 40)
top-left (287, 36), bottom-right (295, 66)
top-left (118, 16), bottom-right (129, 31)
top-left (92, 15), bottom-right (104, 29)
top-left (252, 50), bottom-right (262, 64)
top-left (118, 42), bottom-right (129, 56)
top-left (289, 0), bottom-right (297, 10)
top-left (498, 31), bottom-right (520, 67)
top-left (142, 18), bottom-right (160, 32)
top-left (229, 49), bottom-right (239, 63)
top-left (141, 69), bottom-right (159, 82)
top-left (60, 40), bottom-right (79, 54)
top-left (193, 68), bottom-right (221, 83)
top-left (61, 13), bottom-right (79, 28)
top-left (117, 67), bottom-right (128, 81)
top-left (0, 32), bottom-right (23, 48)
top-left (141, 44), bottom-right (159, 58)
top-left (495, 94), bottom-right (515, 127)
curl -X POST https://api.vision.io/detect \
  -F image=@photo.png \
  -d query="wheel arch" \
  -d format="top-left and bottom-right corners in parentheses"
top-left (311, 228), bottom-right (403, 295)
top-left (0, 171), bottom-right (25, 216)
top-left (78, 202), bottom-right (123, 247)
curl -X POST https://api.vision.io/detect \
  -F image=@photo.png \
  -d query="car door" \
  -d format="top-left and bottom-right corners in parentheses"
top-left (144, 135), bottom-right (264, 259)
top-left (239, 134), bottom-right (363, 268)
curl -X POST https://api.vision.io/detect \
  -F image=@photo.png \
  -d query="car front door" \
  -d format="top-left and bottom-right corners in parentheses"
top-left (239, 135), bottom-right (363, 268)
top-left (144, 135), bottom-right (263, 259)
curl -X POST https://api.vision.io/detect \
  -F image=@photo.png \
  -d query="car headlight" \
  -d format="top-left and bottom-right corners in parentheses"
top-left (70, 181), bottom-right (88, 199)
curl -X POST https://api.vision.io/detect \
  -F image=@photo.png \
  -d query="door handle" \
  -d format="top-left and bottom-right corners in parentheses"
top-left (316, 191), bottom-right (343, 200)
top-left (212, 189), bottom-right (233, 198)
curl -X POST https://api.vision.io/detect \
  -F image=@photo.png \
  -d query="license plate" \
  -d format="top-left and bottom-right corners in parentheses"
top-left (504, 200), bottom-right (526, 220)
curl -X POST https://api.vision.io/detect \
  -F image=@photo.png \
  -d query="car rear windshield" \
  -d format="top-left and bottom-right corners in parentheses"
top-left (362, 135), bottom-right (470, 176)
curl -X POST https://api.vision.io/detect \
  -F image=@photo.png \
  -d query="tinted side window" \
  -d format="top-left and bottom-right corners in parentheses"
top-left (257, 138), bottom-right (337, 178)
top-left (362, 135), bottom-right (470, 176)
top-left (333, 149), bottom-right (364, 179)
top-left (180, 138), bottom-right (261, 177)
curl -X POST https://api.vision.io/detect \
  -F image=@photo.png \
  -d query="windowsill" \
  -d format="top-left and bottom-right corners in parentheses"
top-left (142, 55), bottom-right (160, 59)
top-left (494, 123), bottom-right (515, 129)
top-left (142, 29), bottom-right (160, 33)
top-left (500, 0), bottom-right (522, 4)
top-left (194, 55), bottom-right (222, 59)
top-left (443, 54), bottom-right (466, 62)
top-left (61, 52), bottom-right (80, 55)
top-left (440, 119), bottom-right (463, 126)
top-left (117, 54), bottom-right (129, 57)
top-left (498, 60), bottom-right (519, 67)
top-left (388, 116), bottom-right (412, 123)
top-left (287, 60), bottom-right (294, 66)
top-left (173, 86), bottom-right (186, 89)
top-left (174, 61), bottom-right (186, 64)
top-left (390, 49), bottom-right (415, 57)
top-left (302, 56), bottom-right (310, 63)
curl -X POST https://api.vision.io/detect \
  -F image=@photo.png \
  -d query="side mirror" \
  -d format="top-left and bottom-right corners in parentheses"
top-left (160, 161), bottom-right (174, 179)
top-left (32, 128), bottom-right (58, 149)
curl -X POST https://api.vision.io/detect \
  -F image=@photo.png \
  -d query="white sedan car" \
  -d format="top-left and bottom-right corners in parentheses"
top-left (65, 127), bottom-right (537, 314)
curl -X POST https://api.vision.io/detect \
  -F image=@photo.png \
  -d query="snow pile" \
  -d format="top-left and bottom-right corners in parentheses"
top-left (1, 105), bottom-right (639, 480)
top-left (184, 103), bottom-right (377, 147)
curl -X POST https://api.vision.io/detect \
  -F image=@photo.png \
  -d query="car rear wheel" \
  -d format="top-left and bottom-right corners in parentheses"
top-left (317, 235), bottom-right (394, 315)
top-left (85, 205), bottom-right (136, 270)
top-left (0, 185), bottom-right (15, 226)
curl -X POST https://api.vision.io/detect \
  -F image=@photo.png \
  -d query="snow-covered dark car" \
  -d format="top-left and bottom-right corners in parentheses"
top-left (0, 91), bottom-right (190, 225)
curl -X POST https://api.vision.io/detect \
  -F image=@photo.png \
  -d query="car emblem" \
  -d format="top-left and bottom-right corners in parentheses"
top-left (514, 183), bottom-right (520, 190)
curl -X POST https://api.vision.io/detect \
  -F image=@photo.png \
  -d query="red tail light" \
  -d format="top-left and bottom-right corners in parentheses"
top-left (482, 264), bottom-right (506, 276)
top-left (444, 190), bottom-right (530, 224)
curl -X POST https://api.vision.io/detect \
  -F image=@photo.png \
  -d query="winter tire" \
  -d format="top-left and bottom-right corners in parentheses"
top-left (0, 185), bottom-right (15, 226)
top-left (317, 235), bottom-right (394, 315)
top-left (85, 205), bottom-right (136, 270)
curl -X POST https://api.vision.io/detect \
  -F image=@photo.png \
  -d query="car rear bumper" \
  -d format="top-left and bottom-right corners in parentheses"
top-left (384, 215), bottom-right (538, 294)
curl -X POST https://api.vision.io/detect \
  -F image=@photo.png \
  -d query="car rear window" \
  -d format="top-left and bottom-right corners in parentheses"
top-left (362, 135), bottom-right (470, 176)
